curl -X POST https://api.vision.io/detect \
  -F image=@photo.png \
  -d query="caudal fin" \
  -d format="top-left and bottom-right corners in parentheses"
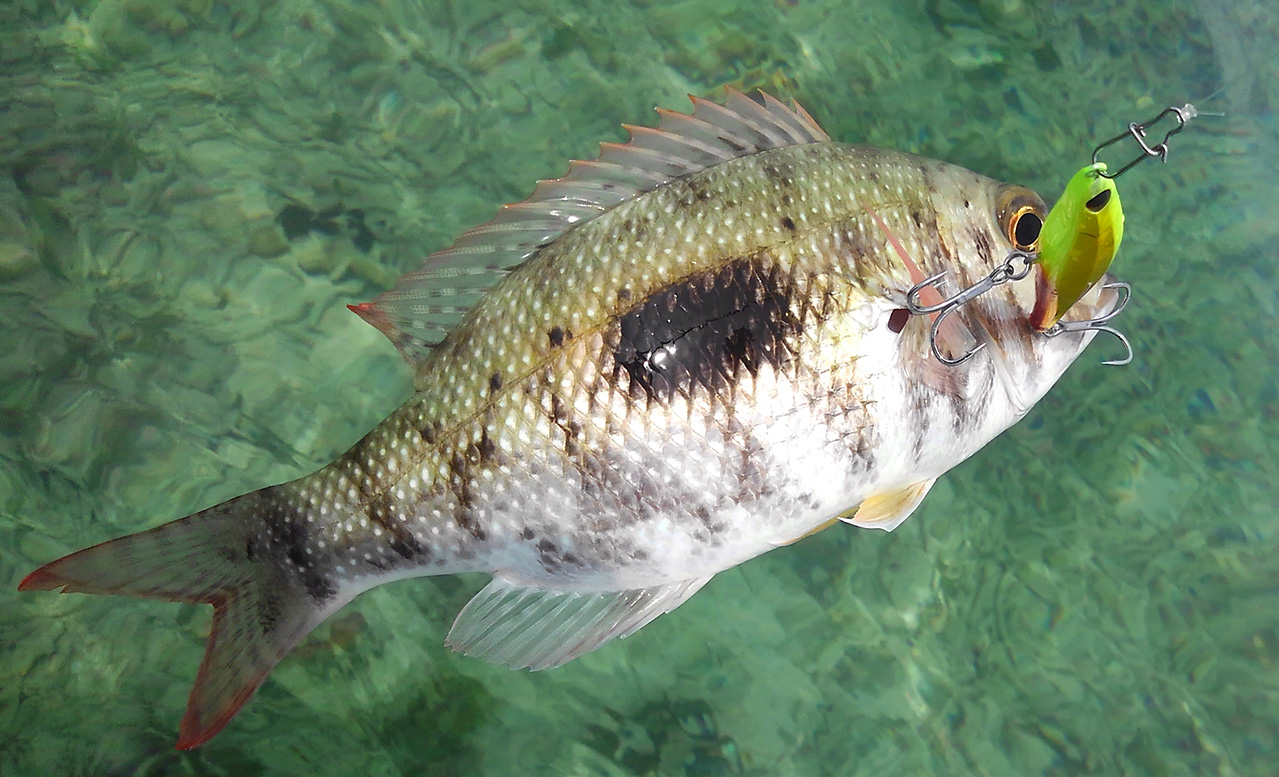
top-left (19, 493), bottom-right (345, 748)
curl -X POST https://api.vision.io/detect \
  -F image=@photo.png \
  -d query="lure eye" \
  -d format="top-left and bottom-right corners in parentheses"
top-left (1085, 189), bottom-right (1112, 212)
top-left (1009, 207), bottom-right (1043, 251)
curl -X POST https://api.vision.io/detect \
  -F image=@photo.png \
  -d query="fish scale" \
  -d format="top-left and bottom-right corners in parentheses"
top-left (19, 91), bottom-right (1122, 748)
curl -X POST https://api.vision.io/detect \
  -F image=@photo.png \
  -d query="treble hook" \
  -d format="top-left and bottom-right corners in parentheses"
top-left (1091, 104), bottom-right (1199, 179)
top-left (905, 250), bottom-right (1037, 365)
top-left (1042, 282), bottom-right (1133, 366)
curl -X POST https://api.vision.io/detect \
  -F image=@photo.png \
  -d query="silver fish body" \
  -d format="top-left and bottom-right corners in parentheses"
top-left (20, 93), bottom-right (1122, 748)
top-left (304, 142), bottom-right (1107, 589)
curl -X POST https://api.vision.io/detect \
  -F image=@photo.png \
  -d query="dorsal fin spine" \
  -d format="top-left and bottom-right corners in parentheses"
top-left (356, 89), bottom-right (831, 367)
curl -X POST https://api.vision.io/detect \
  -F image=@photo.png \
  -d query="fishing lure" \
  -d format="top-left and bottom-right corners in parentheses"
top-left (909, 102), bottom-right (1201, 367)
top-left (1027, 162), bottom-right (1123, 332)
top-left (1031, 103), bottom-right (1199, 332)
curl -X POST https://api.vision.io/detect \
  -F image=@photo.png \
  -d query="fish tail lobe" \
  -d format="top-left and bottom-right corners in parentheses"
top-left (19, 492), bottom-right (346, 749)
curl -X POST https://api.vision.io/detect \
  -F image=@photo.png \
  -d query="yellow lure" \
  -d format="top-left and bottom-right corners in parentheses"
top-left (1029, 163), bottom-right (1124, 331)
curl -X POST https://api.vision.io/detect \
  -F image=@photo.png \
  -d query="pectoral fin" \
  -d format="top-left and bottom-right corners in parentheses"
top-left (446, 575), bottom-right (713, 670)
top-left (840, 479), bottom-right (937, 532)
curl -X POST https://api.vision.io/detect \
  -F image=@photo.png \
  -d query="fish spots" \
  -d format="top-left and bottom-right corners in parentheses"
top-left (610, 255), bottom-right (800, 402)
top-left (548, 326), bottom-right (568, 348)
top-left (780, 216), bottom-right (797, 232)
top-left (477, 429), bottom-right (497, 460)
top-left (620, 216), bottom-right (651, 242)
top-left (761, 160), bottom-right (797, 188)
top-left (419, 422), bottom-right (438, 445)
top-left (684, 177), bottom-right (716, 204)
top-left (617, 287), bottom-right (632, 304)
top-left (366, 493), bottom-right (428, 561)
top-left (446, 450), bottom-right (488, 541)
top-left (488, 372), bottom-right (503, 393)
top-left (442, 427), bottom-right (503, 541)
top-left (259, 487), bottom-right (336, 602)
top-left (547, 392), bottom-right (583, 457)
top-left (535, 538), bottom-right (579, 572)
top-left (969, 227), bottom-right (995, 267)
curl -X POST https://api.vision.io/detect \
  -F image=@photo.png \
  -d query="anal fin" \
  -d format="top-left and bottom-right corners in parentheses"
top-left (840, 478), bottom-right (937, 532)
top-left (446, 576), bottom-right (713, 670)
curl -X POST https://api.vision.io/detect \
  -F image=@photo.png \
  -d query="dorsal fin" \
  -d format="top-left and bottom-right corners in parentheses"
top-left (350, 88), bottom-right (830, 367)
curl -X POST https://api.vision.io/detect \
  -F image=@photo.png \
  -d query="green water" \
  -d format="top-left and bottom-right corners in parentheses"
top-left (2, 0), bottom-right (1276, 774)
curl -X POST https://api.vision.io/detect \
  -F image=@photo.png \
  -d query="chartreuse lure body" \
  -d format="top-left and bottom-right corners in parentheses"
top-left (1029, 163), bottom-right (1124, 331)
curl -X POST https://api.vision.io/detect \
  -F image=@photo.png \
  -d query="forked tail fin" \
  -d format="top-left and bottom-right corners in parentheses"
top-left (18, 492), bottom-right (347, 748)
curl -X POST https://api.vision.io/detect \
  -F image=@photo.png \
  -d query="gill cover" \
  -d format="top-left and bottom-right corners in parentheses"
top-left (1029, 163), bottom-right (1123, 331)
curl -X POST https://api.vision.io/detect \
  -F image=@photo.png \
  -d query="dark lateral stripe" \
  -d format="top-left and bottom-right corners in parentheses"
top-left (610, 254), bottom-right (800, 401)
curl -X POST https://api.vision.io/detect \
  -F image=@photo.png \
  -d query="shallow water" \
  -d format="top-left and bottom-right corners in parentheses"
top-left (2, 0), bottom-right (1276, 775)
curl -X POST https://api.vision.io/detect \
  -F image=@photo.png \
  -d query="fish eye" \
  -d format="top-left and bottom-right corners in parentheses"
top-left (1010, 207), bottom-right (1043, 251)
top-left (995, 184), bottom-right (1047, 253)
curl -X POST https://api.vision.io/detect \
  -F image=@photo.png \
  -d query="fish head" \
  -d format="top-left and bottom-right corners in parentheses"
top-left (923, 168), bottom-right (1128, 413)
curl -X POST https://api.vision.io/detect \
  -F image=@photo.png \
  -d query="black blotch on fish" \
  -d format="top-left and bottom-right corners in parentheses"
top-left (611, 256), bottom-right (799, 402)
top-left (548, 326), bottom-right (567, 347)
top-left (617, 287), bottom-right (632, 304)
top-left (488, 372), bottom-right (503, 392)
top-left (259, 488), bottom-right (336, 602)
top-left (780, 216), bottom-right (796, 232)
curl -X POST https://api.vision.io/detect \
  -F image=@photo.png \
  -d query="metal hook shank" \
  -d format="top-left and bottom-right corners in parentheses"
top-left (905, 250), bottom-right (1037, 365)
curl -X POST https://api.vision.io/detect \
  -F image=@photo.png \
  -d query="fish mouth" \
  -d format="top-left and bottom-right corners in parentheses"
top-left (978, 272), bottom-right (1131, 412)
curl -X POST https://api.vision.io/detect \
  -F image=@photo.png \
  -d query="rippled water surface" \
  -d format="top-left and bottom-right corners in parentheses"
top-left (2, 1), bottom-right (1276, 774)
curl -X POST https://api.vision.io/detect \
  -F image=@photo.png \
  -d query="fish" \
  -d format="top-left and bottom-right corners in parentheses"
top-left (19, 89), bottom-right (1124, 748)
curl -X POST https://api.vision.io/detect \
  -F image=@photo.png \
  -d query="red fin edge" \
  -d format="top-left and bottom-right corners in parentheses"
top-left (175, 601), bottom-right (271, 750)
top-left (17, 565), bottom-right (64, 592)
